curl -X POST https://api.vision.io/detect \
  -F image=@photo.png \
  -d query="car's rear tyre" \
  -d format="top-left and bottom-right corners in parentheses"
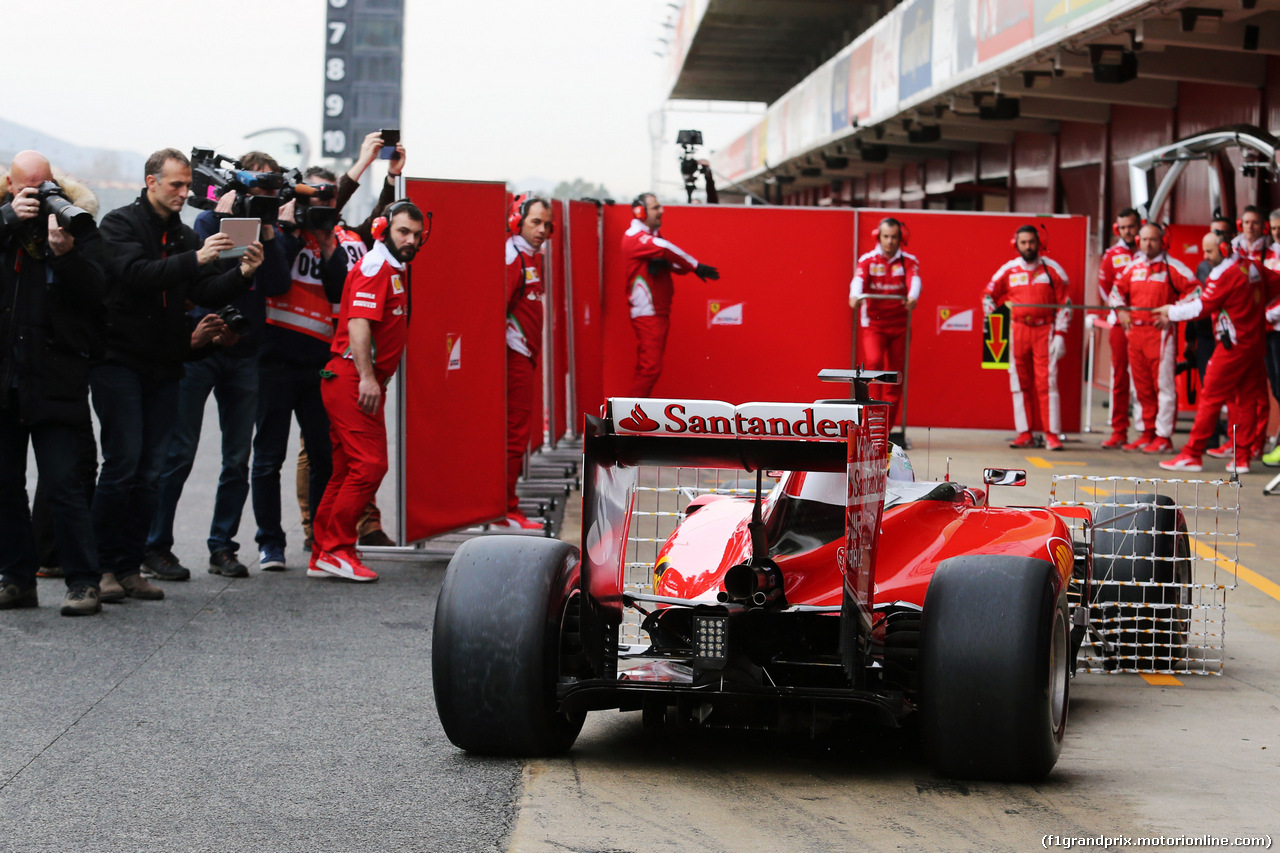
top-left (919, 555), bottom-right (1069, 781)
top-left (432, 536), bottom-right (586, 756)
top-left (1090, 493), bottom-right (1191, 668)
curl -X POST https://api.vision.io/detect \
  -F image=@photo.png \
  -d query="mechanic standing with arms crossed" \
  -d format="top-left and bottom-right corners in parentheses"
top-left (500, 195), bottom-right (552, 532)
top-left (1097, 208), bottom-right (1140, 450)
top-left (848, 217), bottom-right (920, 437)
top-left (310, 200), bottom-right (425, 582)
top-left (984, 225), bottom-right (1072, 451)
top-left (1155, 231), bottom-right (1271, 474)
top-left (1109, 223), bottom-right (1198, 455)
top-left (622, 193), bottom-right (719, 396)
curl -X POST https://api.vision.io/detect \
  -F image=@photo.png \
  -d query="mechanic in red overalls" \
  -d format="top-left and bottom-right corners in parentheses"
top-left (848, 217), bottom-right (920, 432)
top-left (500, 195), bottom-right (552, 532)
top-left (1156, 231), bottom-right (1270, 475)
top-left (311, 201), bottom-right (425, 582)
top-left (1097, 208), bottom-right (1140, 450)
top-left (622, 193), bottom-right (718, 396)
top-left (983, 225), bottom-right (1072, 451)
top-left (1110, 223), bottom-right (1197, 455)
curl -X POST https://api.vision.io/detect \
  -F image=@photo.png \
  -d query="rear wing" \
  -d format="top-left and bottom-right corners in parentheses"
top-left (579, 394), bottom-right (890, 676)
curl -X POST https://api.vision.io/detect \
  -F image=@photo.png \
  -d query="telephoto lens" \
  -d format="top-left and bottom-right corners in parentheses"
top-left (35, 181), bottom-right (95, 238)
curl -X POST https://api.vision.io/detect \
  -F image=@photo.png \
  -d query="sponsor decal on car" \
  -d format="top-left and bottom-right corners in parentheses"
top-left (707, 301), bottom-right (744, 327)
top-left (612, 399), bottom-right (861, 440)
top-left (446, 333), bottom-right (462, 371)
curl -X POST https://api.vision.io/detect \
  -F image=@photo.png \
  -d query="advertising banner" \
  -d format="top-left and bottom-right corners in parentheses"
top-left (899, 0), bottom-right (935, 100)
top-left (401, 178), bottom-right (509, 541)
top-left (977, 0), bottom-right (1034, 63)
top-left (1034, 0), bottom-right (1111, 35)
top-left (849, 40), bottom-right (874, 124)
top-left (871, 10), bottom-right (902, 118)
top-left (831, 52), bottom-right (852, 132)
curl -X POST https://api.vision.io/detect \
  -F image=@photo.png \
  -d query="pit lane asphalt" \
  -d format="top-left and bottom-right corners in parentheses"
top-left (5, 402), bottom-right (1280, 852)
top-left (0, 401), bottom-right (519, 853)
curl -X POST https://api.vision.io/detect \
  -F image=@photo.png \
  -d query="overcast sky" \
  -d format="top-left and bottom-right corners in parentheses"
top-left (5, 0), bottom-right (762, 201)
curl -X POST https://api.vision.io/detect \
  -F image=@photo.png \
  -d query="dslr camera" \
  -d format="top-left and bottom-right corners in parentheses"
top-left (34, 182), bottom-right (96, 238)
top-left (215, 304), bottom-right (251, 337)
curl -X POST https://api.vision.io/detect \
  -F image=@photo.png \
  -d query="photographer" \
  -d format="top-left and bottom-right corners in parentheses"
top-left (0, 150), bottom-right (105, 617)
top-left (142, 152), bottom-right (290, 582)
top-left (93, 148), bottom-right (264, 603)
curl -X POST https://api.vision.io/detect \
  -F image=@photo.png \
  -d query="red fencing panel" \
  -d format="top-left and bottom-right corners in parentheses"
top-left (401, 178), bottom-right (508, 541)
top-left (593, 205), bottom-right (1086, 432)
top-left (547, 200), bottom-right (570, 446)
top-left (568, 201), bottom-right (603, 429)
top-left (600, 204), bottom-right (858, 406)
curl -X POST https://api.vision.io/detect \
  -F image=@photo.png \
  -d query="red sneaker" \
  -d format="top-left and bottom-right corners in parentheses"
top-left (1159, 452), bottom-right (1203, 472)
top-left (307, 548), bottom-right (327, 578)
top-left (1225, 457), bottom-right (1251, 475)
top-left (1100, 432), bottom-right (1127, 449)
top-left (1141, 436), bottom-right (1174, 454)
top-left (313, 548), bottom-right (378, 582)
top-left (491, 510), bottom-right (545, 534)
top-left (1122, 433), bottom-right (1154, 451)
top-left (1044, 434), bottom-right (1064, 452)
top-left (1205, 442), bottom-right (1234, 459)
top-left (1009, 432), bottom-right (1036, 449)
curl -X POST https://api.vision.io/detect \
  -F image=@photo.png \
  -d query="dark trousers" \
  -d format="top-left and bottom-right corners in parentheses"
top-left (0, 396), bottom-right (100, 589)
top-left (90, 363), bottom-right (180, 579)
top-left (148, 352), bottom-right (258, 555)
top-left (32, 416), bottom-right (98, 569)
top-left (1266, 331), bottom-right (1280, 419)
top-left (251, 361), bottom-right (332, 550)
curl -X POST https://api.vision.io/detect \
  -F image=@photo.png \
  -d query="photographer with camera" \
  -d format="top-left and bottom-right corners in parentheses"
top-left (93, 148), bottom-right (265, 603)
top-left (0, 151), bottom-right (106, 617)
top-left (623, 193), bottom-right (719, 396)
top-left (141, 151), bottom-right (290, 582)
top-left (249, 165), bottom-right (367, 570)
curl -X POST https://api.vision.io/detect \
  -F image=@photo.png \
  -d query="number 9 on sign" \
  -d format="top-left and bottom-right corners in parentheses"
top-left (322, 130), bottom-right (346, 154)
top-left (325, 94), bottom-right (344, 118)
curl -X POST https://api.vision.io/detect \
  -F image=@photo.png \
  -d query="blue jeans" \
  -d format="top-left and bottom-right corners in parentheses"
top-left (90, 364), bottom-right (180, 578)
top-left (251, 361), bottom-right (332, 550)
top-left (0, 396), bottom-right (100, 589)
top-left (147, 352), bottom-right (259, 555)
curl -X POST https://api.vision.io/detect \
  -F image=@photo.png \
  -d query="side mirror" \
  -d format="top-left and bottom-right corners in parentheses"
top-left (983, 468), bottom-right (1027, 487)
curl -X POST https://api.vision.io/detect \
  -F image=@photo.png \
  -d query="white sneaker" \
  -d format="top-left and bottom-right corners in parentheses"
top-left (1225, 461), bottom-right (1251, 474)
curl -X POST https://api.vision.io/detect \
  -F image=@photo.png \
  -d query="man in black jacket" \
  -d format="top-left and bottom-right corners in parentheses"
top-left (0, 150), bottom-right (106, 616)
top-left (93, 148), bottom-right (263, 603)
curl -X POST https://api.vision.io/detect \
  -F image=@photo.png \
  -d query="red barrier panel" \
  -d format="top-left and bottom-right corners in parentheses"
top-left (599, 204), bottom-right (857, 406)
top-left (568, 201), bottom-right (603, 430)
top-left (547, 201), bottom-right (570, 446)
top-left (586, 205), bottom-right (1087, 432)
top-left (857, 209), bottom-right (1089, 432)
top-left (401, 178), bottom-right (508, 541)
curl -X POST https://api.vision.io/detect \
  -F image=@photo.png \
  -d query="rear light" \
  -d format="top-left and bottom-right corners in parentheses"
top-left (693, 615), bottom-right (728, 669)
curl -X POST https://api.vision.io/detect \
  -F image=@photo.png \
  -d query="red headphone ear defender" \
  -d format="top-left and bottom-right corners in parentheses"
top-left (508, 193), bottom-right (529, 234)
top-left (371, 199), bottom-right (417, 243)
top-left (632, 196), bottom-right (648, 222)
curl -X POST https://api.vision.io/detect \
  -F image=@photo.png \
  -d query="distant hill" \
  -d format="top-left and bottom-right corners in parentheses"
top-left (0, 116), bottom-right (146, 216)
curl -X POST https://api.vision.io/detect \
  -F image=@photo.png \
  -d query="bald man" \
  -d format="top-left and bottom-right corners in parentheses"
top-left (1155, 232), bottom-right (1270, 474)
top-left (0, 151), bottom-right (106, 616)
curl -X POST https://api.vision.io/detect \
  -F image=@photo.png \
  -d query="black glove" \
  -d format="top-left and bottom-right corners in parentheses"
top-left (695, 263), bottom-right (719, 281)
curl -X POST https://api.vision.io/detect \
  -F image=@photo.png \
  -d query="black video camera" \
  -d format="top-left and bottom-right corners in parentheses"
top-left (188, 148), bottom-right (285, 224)
top-left (677, 129), bottom-right (704, 202)
top-left (34, 181), bottom-right (96, 238)
top-left (280, 172), bottom-right (340, 232)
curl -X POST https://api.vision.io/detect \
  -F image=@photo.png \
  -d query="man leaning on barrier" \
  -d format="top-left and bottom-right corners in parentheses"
top-left (0, 151), bottom-right (107, 617)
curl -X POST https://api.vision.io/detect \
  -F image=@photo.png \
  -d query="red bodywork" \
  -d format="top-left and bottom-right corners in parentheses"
top-left (654, 475), bottom-right (1076, 614)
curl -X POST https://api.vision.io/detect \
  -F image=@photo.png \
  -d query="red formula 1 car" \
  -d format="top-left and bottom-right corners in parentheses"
top-left (433, 371), bottom-right (1191, 781)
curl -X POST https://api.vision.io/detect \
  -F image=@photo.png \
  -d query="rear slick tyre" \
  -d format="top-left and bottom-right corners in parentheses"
top-left (432, 536), bottom-right (586, 756)
top-left (920, 555), bottom-right (1069, 782)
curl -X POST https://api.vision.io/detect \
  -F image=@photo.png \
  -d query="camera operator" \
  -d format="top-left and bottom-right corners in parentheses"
top-left (92, 148), bottom-right (264, 603)
top-left (0, 151), bottom-right (105, 617)
top-left (141, 152), bottom-right (290, 582)
top-left (250, 165), bottom-right (369, 570)
top-left (623, 193), bottom-right (719, 396)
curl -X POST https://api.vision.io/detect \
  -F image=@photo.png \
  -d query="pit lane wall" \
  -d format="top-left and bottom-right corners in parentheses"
top-left (580, 204), bottom-right (1087, 433)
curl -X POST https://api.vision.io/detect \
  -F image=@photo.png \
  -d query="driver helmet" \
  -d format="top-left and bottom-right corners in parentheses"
top-left (887, 442), bottom-right (915, 482)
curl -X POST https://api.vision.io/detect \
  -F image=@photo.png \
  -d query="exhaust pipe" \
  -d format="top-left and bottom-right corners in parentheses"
top-left (722, 560), bottom-right (785, 607)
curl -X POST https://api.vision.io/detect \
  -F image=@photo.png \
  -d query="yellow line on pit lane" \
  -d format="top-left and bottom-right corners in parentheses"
top-left (1189, 539), bottom-right (1280, 604)
top-left (1025, 456), bottom-right (1088, 469)
top-left (1141, 674), bottom-right (1184, 686)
